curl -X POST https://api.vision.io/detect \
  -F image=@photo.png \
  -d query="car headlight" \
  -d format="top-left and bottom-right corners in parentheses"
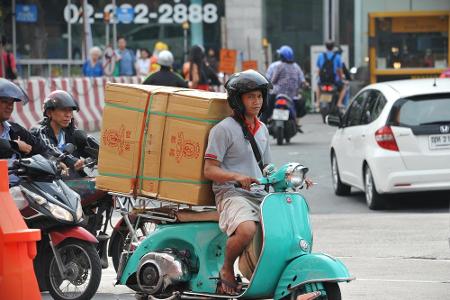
top-left (76, 202), bottom-right (83, 221)
top-left (286, 164), bottom-right (309, 188)
top-left (47, 201), bottom-right (74, 222)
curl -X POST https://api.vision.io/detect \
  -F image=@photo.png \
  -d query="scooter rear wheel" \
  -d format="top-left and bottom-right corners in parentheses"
top-left (276, 127), bottom-right (284, 145)
top-left (285, 282), bottom-right (341, 300)
top-left (110, 218), bottom-right (158, 272)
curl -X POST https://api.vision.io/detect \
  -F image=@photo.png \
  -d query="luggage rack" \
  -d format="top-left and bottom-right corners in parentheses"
top-left (108, 191), bottom-right (217, 224)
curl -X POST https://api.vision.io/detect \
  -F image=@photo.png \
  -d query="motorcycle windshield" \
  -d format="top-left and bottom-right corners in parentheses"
top-left (28, 180), bottom-right (80, 213)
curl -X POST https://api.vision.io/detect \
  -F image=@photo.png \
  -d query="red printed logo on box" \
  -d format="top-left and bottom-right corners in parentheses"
top-left (169, 132), bottom-right (200, 163)
top-left (102, 125), bottom-right (132, 155)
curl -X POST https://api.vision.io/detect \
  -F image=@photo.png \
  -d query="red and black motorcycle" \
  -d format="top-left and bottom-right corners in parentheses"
top-left (2, 139), bottom-right (101, 300)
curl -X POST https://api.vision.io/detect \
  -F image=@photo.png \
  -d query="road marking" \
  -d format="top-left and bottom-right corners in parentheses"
top-left (356, 278), bottom-right (450, 284)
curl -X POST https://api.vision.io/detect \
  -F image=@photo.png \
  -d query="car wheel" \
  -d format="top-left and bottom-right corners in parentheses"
top-left (331, 153), bottom-right (351, 195)
top-left (364, 165), bottom-right (385, 210)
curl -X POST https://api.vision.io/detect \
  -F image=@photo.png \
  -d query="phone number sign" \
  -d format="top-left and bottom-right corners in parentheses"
top-left (64, 2), bottom-right (220, 24)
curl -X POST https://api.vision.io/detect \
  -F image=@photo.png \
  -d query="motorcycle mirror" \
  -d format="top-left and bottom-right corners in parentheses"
top-left (73, 129), bottom-right (88, 148)
top-left (63, 143), bottom-right (75, 154)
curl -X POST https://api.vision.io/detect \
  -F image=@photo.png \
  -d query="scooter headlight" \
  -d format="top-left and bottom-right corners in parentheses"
top-left (47, 202), bottom-right (74, 222)
top-left (286, 164), bottom-right (309, 189)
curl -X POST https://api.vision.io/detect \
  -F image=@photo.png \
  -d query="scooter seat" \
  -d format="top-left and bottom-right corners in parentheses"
top-left (175, 209), bottom-right (220, 223)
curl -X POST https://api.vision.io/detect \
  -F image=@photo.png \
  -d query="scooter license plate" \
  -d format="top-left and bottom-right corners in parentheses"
top-left (320, 93), bottom-right (333, 103)
top-left (272, 109), bottom-right (290, 121)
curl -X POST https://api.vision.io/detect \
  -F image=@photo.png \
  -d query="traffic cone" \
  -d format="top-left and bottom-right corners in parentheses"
top-left (0, 160), bottom-right (41, 300)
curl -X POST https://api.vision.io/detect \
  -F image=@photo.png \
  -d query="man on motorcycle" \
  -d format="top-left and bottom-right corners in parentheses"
top-left (31, 90), bottom-right (85, 175)
top-left (264, 45), bottom-right (308, 132)
top-left (315, 40), bottom-right (346, 109)
top-left (0, 78), bottom-right (49, 159)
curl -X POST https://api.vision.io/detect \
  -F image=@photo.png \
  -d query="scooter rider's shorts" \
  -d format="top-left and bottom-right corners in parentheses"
top-left (217, 195), bottom-right (261, 236)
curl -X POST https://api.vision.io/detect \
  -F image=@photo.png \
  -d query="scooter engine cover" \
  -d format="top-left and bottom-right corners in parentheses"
top-left (238, 225), bottom-right (263, 280)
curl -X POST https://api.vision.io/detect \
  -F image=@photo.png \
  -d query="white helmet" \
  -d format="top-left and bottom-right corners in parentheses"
top-left (157, 50), bottom-right (174, 67)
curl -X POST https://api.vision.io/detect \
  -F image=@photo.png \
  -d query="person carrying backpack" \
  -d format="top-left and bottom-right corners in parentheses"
top-left (315, 40), bottom-right (346, 109)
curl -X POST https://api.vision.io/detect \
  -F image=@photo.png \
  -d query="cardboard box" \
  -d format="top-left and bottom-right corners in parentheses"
top-left (96, 83), bottom-right (231, 206)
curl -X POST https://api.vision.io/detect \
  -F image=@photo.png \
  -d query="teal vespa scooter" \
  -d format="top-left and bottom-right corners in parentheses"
top-left (114, 163), bottom-right (354, 300)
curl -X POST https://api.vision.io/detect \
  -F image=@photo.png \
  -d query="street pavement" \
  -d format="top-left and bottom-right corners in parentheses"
top-left (43, 113), bottom-right (450, 299)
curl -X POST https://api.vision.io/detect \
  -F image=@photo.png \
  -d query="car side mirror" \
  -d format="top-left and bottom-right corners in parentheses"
top-left (326, 114), bottom-right (342, 127)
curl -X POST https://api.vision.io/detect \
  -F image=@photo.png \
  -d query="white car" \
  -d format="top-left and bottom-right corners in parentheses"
top-left (327, 78), bottom-right (450, 209)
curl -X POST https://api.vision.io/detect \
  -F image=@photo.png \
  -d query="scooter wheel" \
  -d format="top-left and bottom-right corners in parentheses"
top-left (110, 219), bottom-right (158, 272)
top-left (276, 127), bottom-right (284, 145)
top-left (45, 240), bottom-right (101, 300)
top-left (285, 282), bottom-right (341, 300)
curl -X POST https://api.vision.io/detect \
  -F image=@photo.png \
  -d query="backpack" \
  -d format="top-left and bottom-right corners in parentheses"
top-left (319, 52), bottom-right (336, 84)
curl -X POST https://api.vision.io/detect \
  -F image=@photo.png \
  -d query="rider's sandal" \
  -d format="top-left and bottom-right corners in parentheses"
top-left (215, 273), bottom-right (243, 296)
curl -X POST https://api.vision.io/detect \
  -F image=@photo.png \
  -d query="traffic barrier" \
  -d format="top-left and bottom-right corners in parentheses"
top-left (0, 160), bottom-right (41, 300)
top-left (11, 76), bottom-right (143, 132)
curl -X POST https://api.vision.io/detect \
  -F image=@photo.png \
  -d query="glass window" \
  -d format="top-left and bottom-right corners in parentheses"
top-left (391, 94), bottom-right (450, 127)
top-left (265, 0), bottom-right (324, 72)
top-left (371, 94), bottom-right (387, 121)
top-left (9, 0), bottom-right (224, 64)
top-left (361, 90), bottom-right (387, 124)
top-left (346, 91), bottom-right (367, 127)
top-left (375, 16), bottom-right (449, 69)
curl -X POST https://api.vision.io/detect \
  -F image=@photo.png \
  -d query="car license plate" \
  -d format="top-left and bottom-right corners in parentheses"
top-left (272, 109), bottom-right (290, 121)
top-left (429, 134), bottom-right (450, 150)
top-left (320, 93), bottom-right (333, 103)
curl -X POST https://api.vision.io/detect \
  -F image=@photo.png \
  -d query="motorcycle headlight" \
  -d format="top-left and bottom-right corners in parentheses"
top-left (286, 164), bottom-right (309, 189)
top-left (76, 202), bottom-right (83, 221)
top-left (47, 201), bottom-right (74, 222)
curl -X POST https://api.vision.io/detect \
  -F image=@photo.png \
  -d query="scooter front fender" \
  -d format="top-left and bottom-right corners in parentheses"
top-left (49, 226), bottom-right (98, 246)
top-left (274, 253), bottom-right (354, 300)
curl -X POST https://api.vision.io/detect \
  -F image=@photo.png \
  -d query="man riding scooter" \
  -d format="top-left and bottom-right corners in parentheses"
top-left (204, 70), bottom-right (313, 295)
top-left (315, 40), bottom-right (346, 120)
top-left (31, 90), bottom-right (85, 177)
top-left (0, 78), bottom-right (50, 186)
top-left (32, 90), bottom-right (113, 268)
top-left (264, 45), bottom-right (308, 133)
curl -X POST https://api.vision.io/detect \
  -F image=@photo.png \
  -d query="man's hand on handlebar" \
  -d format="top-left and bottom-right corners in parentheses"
top-left (59, 162), bottom-right (69, 176)
top-left (305, 178), bottom-right (315, 189)
top-left (235, 174), bottom-right (259, 191)
top-left (74, 158), bottom-right (85, 171)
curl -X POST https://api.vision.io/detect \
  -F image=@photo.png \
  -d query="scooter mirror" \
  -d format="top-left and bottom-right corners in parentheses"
top-left (63, 143), bottom-right (75, 154)
top-left (73, 130), bottom-right (88, 148)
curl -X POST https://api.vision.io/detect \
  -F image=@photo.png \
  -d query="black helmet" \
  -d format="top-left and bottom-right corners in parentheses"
top-left (224, 70), bottom-right (272, 116)
top-left (325, 40), bottom-right (335, 51)
top-left (43, 90), bottom-right (79, 117)
top-left (0, 78), bottom-right (29, 103)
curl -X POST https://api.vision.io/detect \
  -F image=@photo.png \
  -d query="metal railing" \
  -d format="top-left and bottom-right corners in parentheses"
top-left (16, 59), bottom-right (84, 78)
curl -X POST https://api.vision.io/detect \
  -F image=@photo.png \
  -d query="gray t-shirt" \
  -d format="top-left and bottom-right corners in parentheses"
top-left (205, 117), bottom-right (272, 202)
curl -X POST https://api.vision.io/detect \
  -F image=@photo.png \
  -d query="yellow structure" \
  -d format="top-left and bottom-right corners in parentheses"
top-left (369, 11), bottom-right (450, 83)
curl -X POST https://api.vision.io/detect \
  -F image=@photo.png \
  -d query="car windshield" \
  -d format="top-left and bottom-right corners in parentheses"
top-left (390, 94), bottom-right (450, 127)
